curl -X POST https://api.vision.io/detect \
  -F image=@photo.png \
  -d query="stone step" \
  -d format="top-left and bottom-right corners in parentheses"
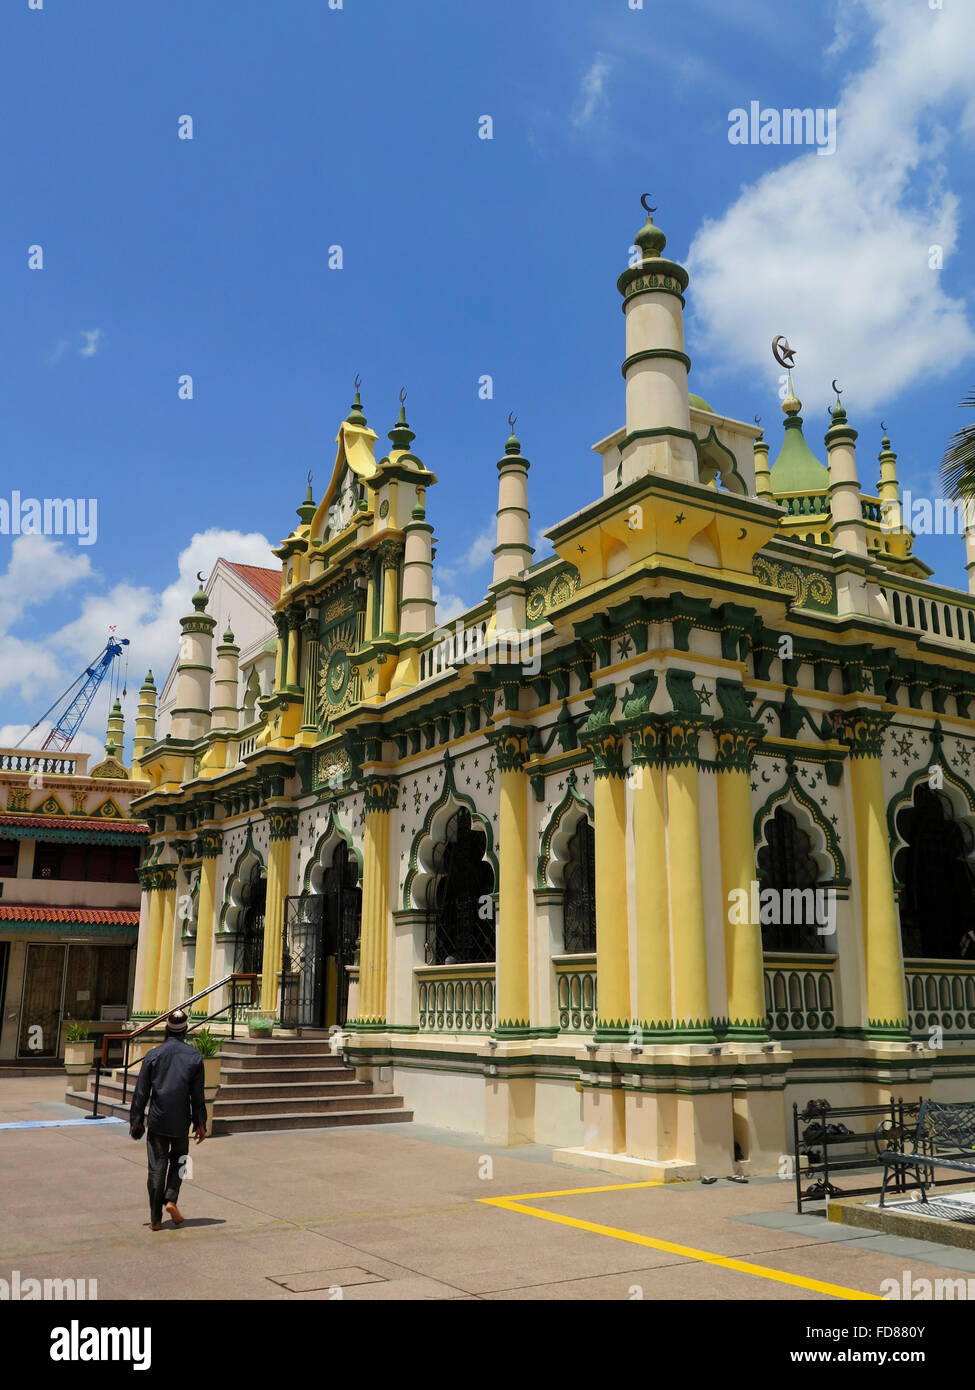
top-left (215, 1080), bottom-right (368, 1102)
top-left (223, 1037), bottom-right (345, 1055)
top-left (211, 1107), bottom-right (413, 1136)
top-left (217, 1064), bottom-right (356, 1085)
top-left (213, 1092), bottom-right (403, 1119)
top-left (218, 1052), bottom-right (345, 1070)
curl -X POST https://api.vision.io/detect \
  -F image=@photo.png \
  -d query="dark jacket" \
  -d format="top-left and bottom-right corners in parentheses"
top-left (130, 1037), bottom-right (206, 1138)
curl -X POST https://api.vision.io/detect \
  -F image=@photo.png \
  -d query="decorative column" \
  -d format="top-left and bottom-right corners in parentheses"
top-left (378, 542), bottom-right (402, 639)
top-left (490, 426), bottom-right (533, 631)
top-left (132, 672), bottom-right (157, 776)
top-left (261, 809), bottom-right (297, 1014)
top-left (211, 627), bottom-right (240, 732)
top-left (170, 585), bottom-right (216, 741)
top-left (153, 865), bottom-right (179, 1013)
top-left (664, 716), bottom-right (713, 1037)
top-left (628, 717), bottom-right (670, 1034)
top-left (355, 775), bottom-right (398, 1025)
top-left (580, 721), bottom-right (630, 1039)
top-left (616, 200), bottom-right (696, 489)
top-left (714, 718), bottom-right (767, 1038)
top-left (489, 727), bottom-right (532, 1037)
top-left (300, 609), bottom-right (320, 731)
top-left (138, 867), bottom-right (163, 1011)
top-left (399, 491), bottom-right (436, 634)
top-left (839, 711), bottom-right (909, 1037)
top-left (753, 433), bottom-right (772, 501)
top-left (285, 608), bottom-right (301, 691)
top-left (191, 830), bottom-right (222, 999)
top-left (825, 400), bottom-right (868, 558)
top-left (272, 613), bottom-right (287, 693)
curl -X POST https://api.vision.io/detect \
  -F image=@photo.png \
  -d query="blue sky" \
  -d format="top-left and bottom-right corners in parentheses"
top-left (2, 0), bottom-right (974, 757)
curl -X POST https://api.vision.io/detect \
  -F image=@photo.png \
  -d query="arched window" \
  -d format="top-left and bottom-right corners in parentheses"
top-left (233, 860), bottom-right (266, 976)
top-left (894, 785), bottom-right (975, 959)
top-left (424, 808), bottom-right (495, 964)
top-left (756, 806), bottom-right (827, 953)
top-left (562, 818), bottom-right (596, 953)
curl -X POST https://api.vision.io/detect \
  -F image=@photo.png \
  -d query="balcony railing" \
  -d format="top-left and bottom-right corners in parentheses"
top-left (879, 584), bottom-right (975, 649)
top-left (554, 955), bottom-right (597, 1033)
top-left (904, 959), bottom-right (975, 1041)
top-left (416, 964), bottom-right (495, 1033)
top-left (0, 748), bottom-right (86, 775)
top-left (764, 953), bottom-right (837, 1038)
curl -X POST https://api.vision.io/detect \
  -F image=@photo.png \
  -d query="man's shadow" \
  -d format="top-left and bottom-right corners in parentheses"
top-left (145, 1218), bottom-right (226, 1230)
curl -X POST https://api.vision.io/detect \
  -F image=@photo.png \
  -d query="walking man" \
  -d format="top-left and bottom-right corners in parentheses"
top-left (129, 1009), bottom-right (206, 1231)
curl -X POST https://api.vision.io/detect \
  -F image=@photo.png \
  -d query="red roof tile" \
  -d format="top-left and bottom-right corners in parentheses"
top-left (0, 815), bottom-right (147, 834)
top-left (224, 561), bottom-right (280, 605)
top-left (0, 906), bottom-right (140, 925)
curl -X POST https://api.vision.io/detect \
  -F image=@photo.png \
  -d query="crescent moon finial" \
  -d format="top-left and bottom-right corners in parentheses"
top-left (307, 470), bottom-right (313, 486)
top-left (508, 412), bottom-right (517, 431)
top-left (641, 192), bottom-right (656, 215)
top-left (754, 414), bottom-right (761, 426)
top-left (353, 373), bottom-right (361, 392)
top-left (196, 570), bottom-right (205, 584)
top-left (399, 387), bottom-right (407, 405)
top-left (832, 378), bottom-right (843, 397)
top-left (880, 420), bottom-right (887, 433)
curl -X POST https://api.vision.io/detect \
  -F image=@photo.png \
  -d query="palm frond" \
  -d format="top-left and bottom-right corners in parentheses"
top-left (940, 389), bottom-right (975, 501)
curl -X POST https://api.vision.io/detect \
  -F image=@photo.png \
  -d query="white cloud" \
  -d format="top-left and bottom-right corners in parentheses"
top-left (688, 0), bottom-right (975, 414)
top-left (432, 584), bottom-right (467, 627)
top-left (0, 528), bottom-right (276, 756)
top-left (79, 329), bottom-right (104, 358)
top-left (573, 56), bottom-right (612, 129)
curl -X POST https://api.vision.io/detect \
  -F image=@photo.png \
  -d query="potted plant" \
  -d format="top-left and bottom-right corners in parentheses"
top-left (64, 1022), bottom-right (95, 1077)
top-left (247, 1012), bottom-right (275, 1040)
top-left (190, 1027), bottom-right (223, 1089)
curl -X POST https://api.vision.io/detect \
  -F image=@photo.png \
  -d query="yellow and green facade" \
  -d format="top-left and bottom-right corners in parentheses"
top-left (131, 203), bottom-right (975, 1177)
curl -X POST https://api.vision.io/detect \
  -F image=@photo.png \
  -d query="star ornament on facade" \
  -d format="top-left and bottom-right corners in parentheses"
top-left (674, 512), bottom-right (686, 525)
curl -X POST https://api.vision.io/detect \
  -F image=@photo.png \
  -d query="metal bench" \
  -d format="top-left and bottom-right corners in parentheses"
top-left (878, 1099), bottom-right (975, 1207)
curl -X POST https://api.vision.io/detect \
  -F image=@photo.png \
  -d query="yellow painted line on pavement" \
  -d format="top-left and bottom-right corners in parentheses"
top-left (492, 1180), bottom-right (664, 1201)
top-left (479, 1190), bottom-right (881, 1301)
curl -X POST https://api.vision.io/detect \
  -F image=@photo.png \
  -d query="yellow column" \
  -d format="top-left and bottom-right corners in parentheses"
top-left (272, 613), bottom-right (287, 691)
top-left (380, 542), bottom-right (402, 638)
top-left (629, 718), bottom-right (671, 1034)
top-left (285, 608), bottom-right (301, 690)
top-left (154, 867), bottom-right (179, 1013)
top-left (139, 869), bottom-right (163, 1011)
top-left (664, 717), bottom-right (713, 1037)
top-left (714, 722), bottom-right (767, 1038)
top-left (842, 711), bottom-right (908, 1035)
top-left (261, 810), bottom-right (295, 1013)
top-left (354, 775), bottom-right (397, 1024)
top-left (581, 726), bottom-right (630, 1038)
top-left (191, 832), bottom-right (222, 999)
top-left (492, 729), bottom-right (531, 1036)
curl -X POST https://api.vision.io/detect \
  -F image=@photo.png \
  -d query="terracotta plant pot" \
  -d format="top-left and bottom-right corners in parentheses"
top-left (64, 1041), bottom-right (95, 1077)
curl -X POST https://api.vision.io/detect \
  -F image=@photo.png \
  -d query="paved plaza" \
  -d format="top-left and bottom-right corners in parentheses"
top-left (2, 1077), bottom-right (975, 1302)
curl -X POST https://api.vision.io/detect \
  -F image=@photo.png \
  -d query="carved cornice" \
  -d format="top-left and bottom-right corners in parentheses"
top-left (363, 775), bottom-right (400, 814)
top-left (487, 726), bottom-right (532, 774)
top-left (580, 726), bottom-right (627, 780)
top-left (265, 807), bottom-right (299, 841)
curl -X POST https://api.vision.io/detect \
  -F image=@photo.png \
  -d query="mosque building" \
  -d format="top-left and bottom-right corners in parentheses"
top-left (127, 201), bottom-right (975, 1175)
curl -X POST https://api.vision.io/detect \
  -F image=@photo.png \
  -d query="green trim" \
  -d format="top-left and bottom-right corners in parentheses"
top-left (620, 348), bottom-right (691, 376)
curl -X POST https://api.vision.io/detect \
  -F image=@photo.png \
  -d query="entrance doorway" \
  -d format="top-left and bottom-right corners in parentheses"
top-left (281, 841), bottom-right (361, 1029)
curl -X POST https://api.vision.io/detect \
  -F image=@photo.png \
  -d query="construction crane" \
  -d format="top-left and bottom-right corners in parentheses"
top-left (17, 634), bottom-right (130, 754)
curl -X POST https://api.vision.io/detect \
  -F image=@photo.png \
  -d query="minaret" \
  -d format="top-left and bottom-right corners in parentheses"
top-left (876, 431), bottom-right (902, 536)
top-left (615, 197), bottom-right (696, 491)
top-left (490, 419), bottom-right (534, 630)
top-left (825, 396), bottom-right (868, 558)
top-left (132, 672), bottom-right (157, 773)
top-left (753, 431), bottom-right (772, 500)
top-left (105, 698), bottom-right (125, 764)
top-left (170, 584), bottom-right (216, 740)
top-left (963, 500), bottom-right (975, 596)
top-left (212, 623), bottom-right (240, 732)
top-left (399, 490), bottom-right (436, 635)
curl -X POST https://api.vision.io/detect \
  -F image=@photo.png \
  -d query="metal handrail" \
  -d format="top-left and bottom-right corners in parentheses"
top-left (88, 973), bottom-right (259, 1118)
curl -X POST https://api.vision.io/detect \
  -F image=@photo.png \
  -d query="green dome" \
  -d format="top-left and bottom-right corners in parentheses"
top-left (688, 393), bottom-right (714, 413)
top-left (769, 398), bottom-right (829, 495)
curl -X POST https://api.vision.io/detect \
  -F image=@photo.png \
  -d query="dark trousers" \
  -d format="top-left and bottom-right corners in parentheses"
top-left (146, 1130), bottom-right (189, 1222)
